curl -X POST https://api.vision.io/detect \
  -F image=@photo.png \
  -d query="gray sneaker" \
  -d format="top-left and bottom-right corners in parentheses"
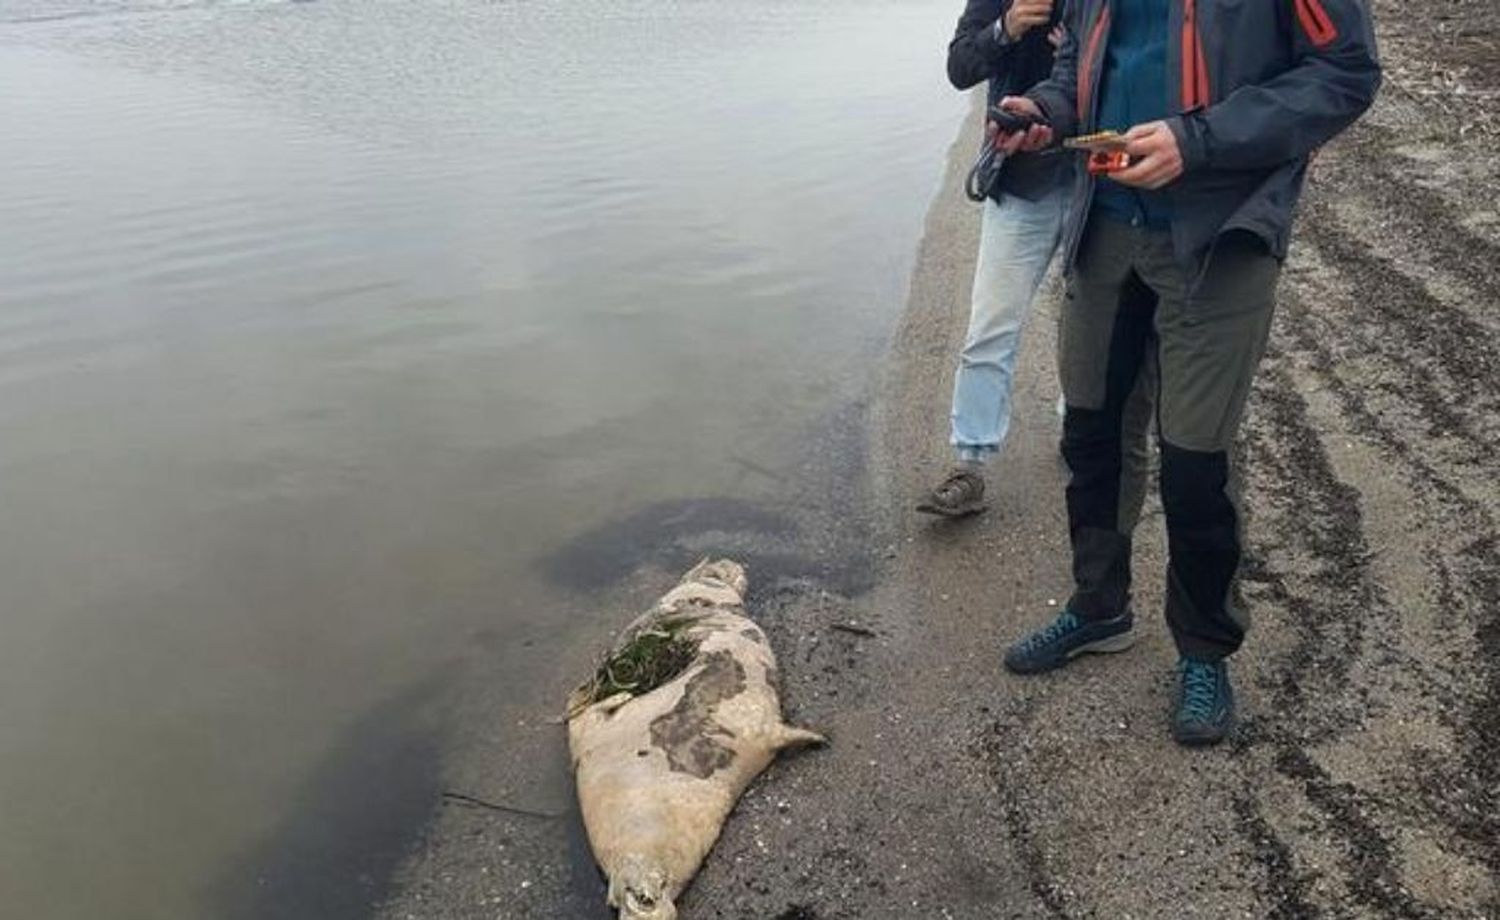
top-left (916, 466), bottom-right (988, 517)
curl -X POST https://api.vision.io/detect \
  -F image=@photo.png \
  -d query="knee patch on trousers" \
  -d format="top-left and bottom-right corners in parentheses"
top-left (1159, 441), bottom-right (1237, 548)
top-left (1160, 439), bottom-right (1247, 657)
top-left (1063, 405), bottom-right (1126, 532)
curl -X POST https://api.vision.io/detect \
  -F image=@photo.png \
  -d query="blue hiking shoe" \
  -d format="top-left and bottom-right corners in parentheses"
top-left (1003, 609), bottom-right (1135, 675)
top-left (1173, 657), bottom-right (1235, 747)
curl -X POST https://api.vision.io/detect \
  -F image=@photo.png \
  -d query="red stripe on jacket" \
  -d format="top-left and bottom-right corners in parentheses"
top-left (1180, 0), bottom-right (1210, 109)
top-left (1295, 0), bottom-right (1339, 47)
top-left (1077, 6), bottom-right (1112, 121)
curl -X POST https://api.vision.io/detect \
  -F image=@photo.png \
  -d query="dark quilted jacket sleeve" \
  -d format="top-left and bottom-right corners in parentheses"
top-left (947, 0), bottom-right (1013, 90)
top-left (1023, 1), bottom-right (1082, 138)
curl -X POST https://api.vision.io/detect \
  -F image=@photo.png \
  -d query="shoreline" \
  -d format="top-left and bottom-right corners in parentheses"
top-left (381, 1), bottom-right (1500, 909)
top-left (376, 100), bottom-right (996, 920)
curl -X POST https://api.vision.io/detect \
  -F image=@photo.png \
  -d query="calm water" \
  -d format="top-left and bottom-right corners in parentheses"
top-left (0, 1), bottom-right (964, 916)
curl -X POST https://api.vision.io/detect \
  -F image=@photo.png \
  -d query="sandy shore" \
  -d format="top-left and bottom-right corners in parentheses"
top-left (381, 2), bottom-right (1499, 915)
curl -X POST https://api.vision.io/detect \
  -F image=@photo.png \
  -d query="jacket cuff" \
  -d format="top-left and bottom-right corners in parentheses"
top-left (1169, 114), bottom-right (1210, 173)
top-left (974, 19), bottom-right (1015, 63)
top-left (1028, 87), bottom-right (1076, 137)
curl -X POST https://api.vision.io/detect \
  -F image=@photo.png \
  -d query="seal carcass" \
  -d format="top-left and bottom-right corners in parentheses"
top-left (567, 560), bottom-right (823, 919)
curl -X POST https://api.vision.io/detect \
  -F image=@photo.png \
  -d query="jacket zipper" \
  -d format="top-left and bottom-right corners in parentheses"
top-left (1063, 1), bottom-right (1112, 270)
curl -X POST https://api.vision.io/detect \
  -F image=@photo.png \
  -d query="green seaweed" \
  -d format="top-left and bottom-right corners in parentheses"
top-left (574, 617), bottom-right (700, 711)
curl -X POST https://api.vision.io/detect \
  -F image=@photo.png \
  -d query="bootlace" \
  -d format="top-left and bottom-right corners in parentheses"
top-left (1017, 611), bottom-right (1080, 653)
top-left (1179, 659), bottom-right (1221, 720)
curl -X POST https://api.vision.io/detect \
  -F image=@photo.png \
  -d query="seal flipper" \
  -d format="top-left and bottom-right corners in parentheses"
top-left (594, 691), bottom-right (635, 716)
top-left (568, 690), bottom-right (635, 726)
top-left (771, 725), bottom-right (826, 750)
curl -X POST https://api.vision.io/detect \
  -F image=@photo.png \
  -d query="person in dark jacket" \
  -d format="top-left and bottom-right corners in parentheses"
top-left (920, 0), bottom-right (1154, 521)
top-left (993, 0), bottom-right (1381, 745)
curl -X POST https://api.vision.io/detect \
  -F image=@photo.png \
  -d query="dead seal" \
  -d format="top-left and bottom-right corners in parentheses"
top-left (566, 559), bottom-right (823, 919)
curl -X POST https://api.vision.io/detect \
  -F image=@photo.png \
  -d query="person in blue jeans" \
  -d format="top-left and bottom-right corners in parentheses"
top-left (920, 0), bottom-right (1154, 519)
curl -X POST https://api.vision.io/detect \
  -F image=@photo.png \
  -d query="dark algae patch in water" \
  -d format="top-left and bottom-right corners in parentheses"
top-left (540, 498), bottom-right (801, 591)
top-left (212, 679), bottom-right (446, 920)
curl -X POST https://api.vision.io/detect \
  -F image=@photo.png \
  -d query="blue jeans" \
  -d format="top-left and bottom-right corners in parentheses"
top-left (950, 186), bottom-right (1069, 458)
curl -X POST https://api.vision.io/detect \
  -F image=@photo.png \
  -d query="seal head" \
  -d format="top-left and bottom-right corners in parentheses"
top-left (610, 856), bottom-right (677, 920)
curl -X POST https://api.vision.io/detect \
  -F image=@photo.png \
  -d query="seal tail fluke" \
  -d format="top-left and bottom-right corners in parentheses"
top-left (772, 725), bottom-right (827, 751)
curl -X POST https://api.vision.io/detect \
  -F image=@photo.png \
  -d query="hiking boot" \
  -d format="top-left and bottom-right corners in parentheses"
top-left (915, 466), bottom-right (988, 517)
top-left (1173, 657), bottom-right (1235, 747)
top-left (1003, 609), bottom-right (1135, 675)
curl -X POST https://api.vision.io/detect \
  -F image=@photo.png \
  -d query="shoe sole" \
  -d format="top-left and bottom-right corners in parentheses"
top-left (1067, 631), bottom-right (1137, 657)
top-left (915, 499), bottom-right (989, 518)
top-left (1173, 718), bottom-right (1234, 747)
top-left (1005, 629), bottom-right (1136, 674)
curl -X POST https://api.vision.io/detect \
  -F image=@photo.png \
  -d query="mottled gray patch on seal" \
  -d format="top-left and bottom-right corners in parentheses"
top-left (739, 627), bottom-right (766, 644)
top-left (762, 663), bottom-right (782, 693)
top-left (649, 650), bottom-right (746, 778)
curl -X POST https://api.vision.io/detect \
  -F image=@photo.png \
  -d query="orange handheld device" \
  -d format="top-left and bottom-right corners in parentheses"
top-left (1065, 132), bottom-right (1132, 175)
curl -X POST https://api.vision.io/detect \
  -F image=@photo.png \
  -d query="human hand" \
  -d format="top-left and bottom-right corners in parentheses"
top-left (1003, 0), bottom-right (1053, 40)
top-left (1111, 120), bottom-right (1184, 189)
top-left (991, 96), bottom-right (1053, 154)
top-left (1048, 23), bottom-right (1066, 48)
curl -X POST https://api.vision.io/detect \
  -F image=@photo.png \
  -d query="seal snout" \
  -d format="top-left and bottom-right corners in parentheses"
top-left (612, 857), bottom-right (677, 920)
top-left (685, 558), bottom-right (748, 596)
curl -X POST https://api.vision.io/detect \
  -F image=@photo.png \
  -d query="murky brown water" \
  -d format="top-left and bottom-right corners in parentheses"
top-left (0, 1), bottom-right (964, 916)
